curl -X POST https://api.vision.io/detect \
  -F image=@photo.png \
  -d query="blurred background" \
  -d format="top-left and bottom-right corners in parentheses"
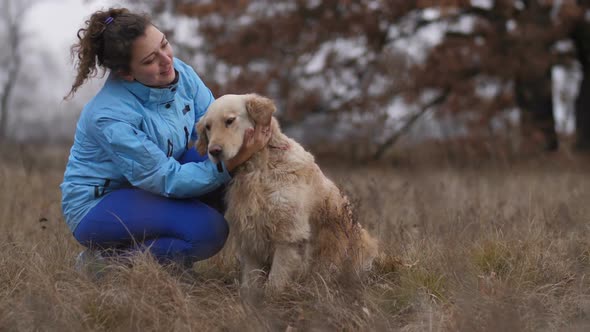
top-left (2, 2), bottom-right (590, 330)
top-left (1, 0), bottom-right (589, 163)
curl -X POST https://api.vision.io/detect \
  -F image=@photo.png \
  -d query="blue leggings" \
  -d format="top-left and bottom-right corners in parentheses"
top-left (73, 148), bottom-right (228, 265)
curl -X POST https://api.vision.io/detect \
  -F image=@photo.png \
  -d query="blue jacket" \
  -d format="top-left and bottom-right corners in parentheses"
top-left (60, 58), bottom-right (230, 232)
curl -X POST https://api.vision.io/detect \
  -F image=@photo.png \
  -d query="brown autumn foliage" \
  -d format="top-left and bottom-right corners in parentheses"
top-left (408, 0), bottom-right (583, 152)
top-left (136, 0), bottom-right (590, 158)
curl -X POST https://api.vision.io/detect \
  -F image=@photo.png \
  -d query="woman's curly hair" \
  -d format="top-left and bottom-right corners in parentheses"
top-left (65, 8), bottom-right (151, 99)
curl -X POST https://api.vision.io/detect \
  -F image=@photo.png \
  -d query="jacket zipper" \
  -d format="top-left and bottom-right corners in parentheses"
top-left (184, 126), bottom-right (189, 150)
top-left (94, 179), bottom-right (111, 198)
top-left (167, 139), bottom-right (173, 157)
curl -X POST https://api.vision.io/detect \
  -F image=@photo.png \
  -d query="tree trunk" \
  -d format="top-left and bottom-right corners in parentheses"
top-left (0, 2), bottom-right (22, 140)
top-left (573, 18), bottom-right (590, 150)
top-left (515, 70), bottom-right (558, 152)
top-left (575, 69), bottom-right (590, 149)
top-left (0, 62), bottom-right (18, 140)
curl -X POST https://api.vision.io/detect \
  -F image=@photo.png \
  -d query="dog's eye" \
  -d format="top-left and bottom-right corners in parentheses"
top-left (225, 117), bottom-right (235, 127)
top-left (205, 124), bottom-right (211, 131)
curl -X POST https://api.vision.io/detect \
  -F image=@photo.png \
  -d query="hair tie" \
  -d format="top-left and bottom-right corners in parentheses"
top-left (104, 16), bottom-right (114, 25)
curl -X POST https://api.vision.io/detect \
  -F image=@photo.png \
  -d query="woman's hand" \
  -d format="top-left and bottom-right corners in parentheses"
top-left (224, 124), bottom-right (271, 172)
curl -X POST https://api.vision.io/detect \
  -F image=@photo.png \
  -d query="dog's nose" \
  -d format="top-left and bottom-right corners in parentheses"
top-left (209, 145), bottom-right (222, 157)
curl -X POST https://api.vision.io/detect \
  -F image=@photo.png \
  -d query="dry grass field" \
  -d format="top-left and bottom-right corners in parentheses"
top-left (1, 142), bottom-right (589, 331)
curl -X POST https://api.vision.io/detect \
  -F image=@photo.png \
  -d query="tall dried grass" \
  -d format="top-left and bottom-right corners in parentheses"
top-left (1, 143), bottom-right (589, 331)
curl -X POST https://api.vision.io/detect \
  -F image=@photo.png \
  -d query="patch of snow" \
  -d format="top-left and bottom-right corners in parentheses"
top-left (367, 74), bottom-right (391, 97)
top-left (247, 1), bottom-right (297, 17)
top-left (387, 8), bottom-right (465, 66)
top-left (489, 107), bottom-right (520, 133)
top-left (506, 19), bottom-right (517, 32)
top-left (389, 21), bottom-right (446, 64)
top-left (367, 1), bottom-right (380, 11)
top-left (387, 25), bottom-right (401, 40)
top-left (475, 77), bottom-right (502, 99)
top-left (553, 39), bottom-right (574, 53)
top-left (386, 96), bottom-right (416, 125)
top-left (304, 48), bottom-right (329, 75)
top-left (382, 90), bottom-right (471, 142)
top-left (422, 8), bottom-right (441, 21)
top-left (303, 37), bottom-right (368, 75)
top-left (204, 13), bottom-right (225, 28)
top-left (159, 13), bottom-right (203, 49)
top-left (553, 64), bottom-right (582, 134)
top-left (214, 63), bottom-right (243, 86)
top-left (471, 0), bottom-right (493, 10)
top-left (249, 60), bottom-right (271, 73)
top-left (238, 15), bottom-right (254, 26)
top-left (550, 0), bottom-right (562, 21)
top-left (448, 15), bottom-right (476, 34)
top-left (305, 0), bottom-right (321, 9)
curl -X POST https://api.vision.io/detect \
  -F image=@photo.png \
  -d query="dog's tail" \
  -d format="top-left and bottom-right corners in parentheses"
top-left (342, 194), bottom-right (378, 272)
top-left (355, 227), bottom-right (379, 271)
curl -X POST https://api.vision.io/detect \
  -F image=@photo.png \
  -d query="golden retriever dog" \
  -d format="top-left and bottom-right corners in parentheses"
top-left (195, 94), bottom-right (378, 292)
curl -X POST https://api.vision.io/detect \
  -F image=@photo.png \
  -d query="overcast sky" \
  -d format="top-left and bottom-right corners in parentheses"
top-left (26, 0), bottom-right (112, 57)
top-left (23, 0), bottom-right (117, 104)
top-left (0, 0), bottom-right (118, 140)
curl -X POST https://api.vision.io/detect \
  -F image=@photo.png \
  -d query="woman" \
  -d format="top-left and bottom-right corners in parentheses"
top-left (61, 8), bottom-right (269, 269)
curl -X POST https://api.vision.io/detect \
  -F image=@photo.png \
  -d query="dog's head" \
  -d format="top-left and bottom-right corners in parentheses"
top-left (195, 94), bottom-right (276, 163)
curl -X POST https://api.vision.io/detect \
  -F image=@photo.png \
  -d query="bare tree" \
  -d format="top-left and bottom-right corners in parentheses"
top-left (0, 0), bottom-right (36, 140)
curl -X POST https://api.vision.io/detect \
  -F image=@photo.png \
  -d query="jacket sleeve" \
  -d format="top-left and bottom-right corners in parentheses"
top-left (90, 114), bottom-right (231, 198)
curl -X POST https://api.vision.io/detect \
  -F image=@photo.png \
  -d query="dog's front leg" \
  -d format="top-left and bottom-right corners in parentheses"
top-left (239, 251), bottom-right (266, 289)
top-left (267, 242), bottom-right (306, 293)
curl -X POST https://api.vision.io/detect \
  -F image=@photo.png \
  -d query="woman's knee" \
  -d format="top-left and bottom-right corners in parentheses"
top-left (186, 211), bottom-right (229, 260)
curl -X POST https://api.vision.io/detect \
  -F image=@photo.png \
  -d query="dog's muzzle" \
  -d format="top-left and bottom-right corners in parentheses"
top-left (208, 144), bottom-right (223, 158)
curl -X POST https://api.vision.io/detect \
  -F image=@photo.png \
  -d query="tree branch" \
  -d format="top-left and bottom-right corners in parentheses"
top-left (373, 90), bottom-right (450, 160)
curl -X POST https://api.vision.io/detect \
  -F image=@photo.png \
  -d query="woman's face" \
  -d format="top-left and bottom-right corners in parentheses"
top-left (123, 25), bottom-right (175, 87)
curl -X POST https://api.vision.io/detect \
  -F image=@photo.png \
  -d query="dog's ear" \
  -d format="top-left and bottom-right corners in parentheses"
top-left (195, 120), bottom-right (208, 156)
top-left (245, 94), bottom-right (276, 126)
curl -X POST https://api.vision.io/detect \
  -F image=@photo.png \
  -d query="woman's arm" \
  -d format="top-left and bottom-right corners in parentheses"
top-left (90, 115), bottom-right (231, 198)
